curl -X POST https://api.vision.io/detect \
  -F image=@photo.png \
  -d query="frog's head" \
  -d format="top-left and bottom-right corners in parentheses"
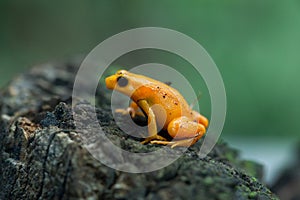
top-left (105, 70), bottom-right (136, 96)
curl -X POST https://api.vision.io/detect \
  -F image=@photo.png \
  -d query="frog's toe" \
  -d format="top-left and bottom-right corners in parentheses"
top-left (115, 108), bottom-right (129, 115)
top-left (140, 139), bottom-right (150, 144)
top-left (150, 140), bottom-right (175, 146)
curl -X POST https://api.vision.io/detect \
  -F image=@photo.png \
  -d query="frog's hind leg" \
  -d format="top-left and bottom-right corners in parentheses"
top-left (150, 116), bottom-right (206, 148)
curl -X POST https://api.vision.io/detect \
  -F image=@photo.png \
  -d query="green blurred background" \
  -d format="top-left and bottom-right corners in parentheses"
top-left (1, 1), bottom-right (300, 183)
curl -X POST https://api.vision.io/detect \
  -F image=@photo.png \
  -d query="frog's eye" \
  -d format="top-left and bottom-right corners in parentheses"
top-left (117, 76), bottom-right (128, 87)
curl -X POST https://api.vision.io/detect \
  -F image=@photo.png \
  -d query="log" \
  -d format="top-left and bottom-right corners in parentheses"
top-left (0, 58), bottom-right (278, 199)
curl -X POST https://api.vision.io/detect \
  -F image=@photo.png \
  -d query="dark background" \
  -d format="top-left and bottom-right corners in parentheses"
top-left (1, 1), bottom-right (299, 184)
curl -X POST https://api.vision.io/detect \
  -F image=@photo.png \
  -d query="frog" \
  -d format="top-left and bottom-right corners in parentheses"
top-left (105, 70), bottom-right (209, 148)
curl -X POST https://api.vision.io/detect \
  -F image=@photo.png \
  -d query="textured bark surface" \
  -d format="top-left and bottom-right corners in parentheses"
top-left (0, 59), bottom-right (278, 200)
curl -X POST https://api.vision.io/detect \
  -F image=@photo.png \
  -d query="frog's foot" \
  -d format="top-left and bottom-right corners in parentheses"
top-left (115, 108), bottom-right (134, 116)
top-left (115, 108), bottom-right (128, 115)
top-left (150, 136), bottom-right (199, 148)
top-left (115, 108), bottom-right (145, 118)
top-left (141, 135), bottom-right (168, 144)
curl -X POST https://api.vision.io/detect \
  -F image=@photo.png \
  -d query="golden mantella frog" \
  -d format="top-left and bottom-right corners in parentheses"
top-left (105, 70), bottom-right (208, 148)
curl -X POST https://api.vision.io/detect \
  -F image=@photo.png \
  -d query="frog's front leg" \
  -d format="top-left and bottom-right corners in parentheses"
top-left (137, 99), bottom-right (168, 144)
top-left (115, 101), bottom-right (145, 118)
top-left (151, 116), bottom-right (206, 148)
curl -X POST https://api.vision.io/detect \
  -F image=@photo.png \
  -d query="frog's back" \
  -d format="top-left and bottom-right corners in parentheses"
top-left (131, 79), bottom-right (192, 122)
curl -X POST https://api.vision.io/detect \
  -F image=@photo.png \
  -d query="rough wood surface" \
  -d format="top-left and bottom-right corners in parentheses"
top-left (0, 58), bottom-right (278, 200)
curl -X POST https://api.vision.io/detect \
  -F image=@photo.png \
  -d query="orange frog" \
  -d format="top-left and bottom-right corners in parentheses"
top-left (105, 70), bottom-right (209, 148)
